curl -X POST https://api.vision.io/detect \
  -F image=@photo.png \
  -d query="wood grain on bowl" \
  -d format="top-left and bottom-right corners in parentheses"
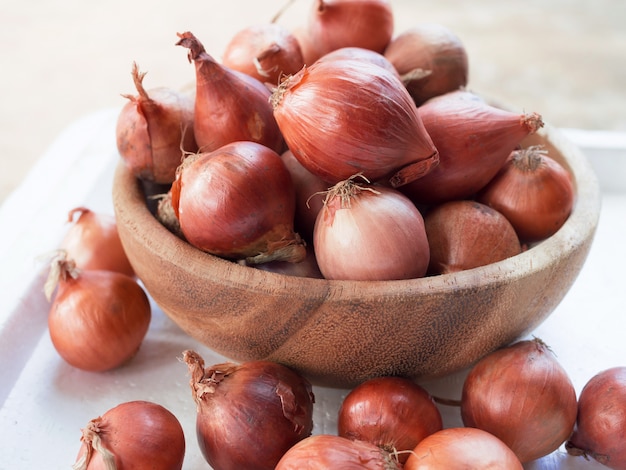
top-left (112, 124), bottom-right (600, 388)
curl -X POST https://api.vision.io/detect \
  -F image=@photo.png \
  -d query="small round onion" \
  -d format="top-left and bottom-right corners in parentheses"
top-left (477, 145), bottom-right (575, 243)
top-left (338, 376), bottom-right (442, 463)
top-left (222, 23), bottom-right (305, 86)
top-left (45, 251), bottom-right (151, 372)
top-left (566, 366), bottom-right (626, 469)
top-left (404, 427), bottom-right (523, 469)
top-left (59, 207), bottom-right (135, 277)
top-left (461, 338), bottom-right (578, 463)
top-left (423, 200), bottom-right (522, 275)
top-left (317, 46), bottom-right (400, 78)
top-left (275, 434), bottom-right (401, 470)
top-left (183, 350), bottom-right (315, 470)
top-left (384, 23), bottom-right (469, 105)
top-left (313, 177), bottom-right (430, 281)
top-left (172, 141), bottom-right (306, 264)
top-left (73, 400), bottom-right (185, 470)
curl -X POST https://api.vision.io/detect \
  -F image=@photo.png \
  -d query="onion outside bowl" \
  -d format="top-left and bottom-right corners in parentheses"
top-left (112, 123), bottom-right (600, 388)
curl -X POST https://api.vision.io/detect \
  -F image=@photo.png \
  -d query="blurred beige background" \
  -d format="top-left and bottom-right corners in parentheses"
top-left (1, 0), bottom-right (625, 204)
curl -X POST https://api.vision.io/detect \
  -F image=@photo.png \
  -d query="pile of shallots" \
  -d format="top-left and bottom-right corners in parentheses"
top-left (115, 0), bottom-right (575, 283)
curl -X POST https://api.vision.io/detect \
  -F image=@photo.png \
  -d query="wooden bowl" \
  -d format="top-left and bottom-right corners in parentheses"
top-left (112, 124), bottom-right (600, 388)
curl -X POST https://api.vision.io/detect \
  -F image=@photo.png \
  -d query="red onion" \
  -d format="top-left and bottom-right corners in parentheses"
top-left (271, 57), bottom-right (439, 188)
top-left (401, 90), bottom-right (544, 204)
top-left (566, 366), bottom-right (626, 469)
top-left (172, 141), bottom-right (306, 264)
top-left (313, 177), bottom-right (430, 280)
top-left (73, 400), bottom-right (185, 470)
top-left (338, 376), bottom-right (442, 463)
top-left (183, 350), bottom-right (315, 470)
top-left (461, 338), bottom-right (578, 463)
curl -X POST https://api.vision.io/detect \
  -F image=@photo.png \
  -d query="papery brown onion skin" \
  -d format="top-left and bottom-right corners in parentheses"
top-left (280, 149), bottom-right (328, 243)
top-left (404, 427), bottom-right (523, 470)
top-left (298, 0), bottom-right (394, 64)
top-left (317, 46), bottom-right (400, 79)
top-left (116, 62), bottom-right (197, 184)
top-left (59, 207), bottom-right (135, 277)
top-left (46, 254), bottom-right (151, 372)
top-left (461, 338), bottom-right (578, 463)
top-left (401, 90), bottom-right (544, 205)
top-left (384, 23), bottom-right (469, 106)
top-left (73, 400), bottom-right (185, 470)
top-left (477, 145), bottom-right (575, 243)
top-left (176, 31), bottom-right (284, 154)
top-left (222, 23), bottom-right (305, 86)
top-left (313, 178), bottom-right (430, 281)
top-left (275, 434), bottom-right (401, 470)
top-left (423, 200), bottom-right (522, 275)
top-left (272, 58), bottom-right (439, 187)
top-left (566, 367), bottom-right (626, 470)
top-left (173, 141), bottom-right (305, 264)
top-left (337, 376), bottom-right (443, 463)
top-left (183, 350), bottom-right (315, 470)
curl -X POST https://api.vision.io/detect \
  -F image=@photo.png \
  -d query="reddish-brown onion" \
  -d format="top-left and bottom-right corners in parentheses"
top-left (276, 434), bottom-right (401, 470)
top-left (317, 46), bottom-right (400, 79)
top-left (313, 177), bottom-right (430, 280)
top-left (271, 58), bottom-right (439, 187)
top-left (45, 251), bottom-right (151, 372)
top-left (566, 367), bottom-right (626, 470)
top-left (477, 145), bottom-right (575, 243)
top-left (172, 141), bottom-right (305, 264)
top-left (59, 207), bottom-right (135, 277)
top-left (280, 149), bottom-right (328, 243)
top-left (73, 401), bottom-right (185, 470)
top-left (423, 200), bottom-right (522, 275)
top-left (461, 338), bottom-right (578, 463)
top-left (183, 350), bottom-right (315, 470)
top-left (176, 31), bottom-right (284, 154)
top-left (222, 23), bottom-right (304, 86)
top-left (400, 90), bottom-right (544, 204)
top-left (404, 427), bottom-right (523, 469)
top-left (338, 376), bottom-right (443, 463)
top-left (116, 62), bottom-right (197, 184)
top-left (384, 23), bottom-right (469, 106)
top-left (296, 0), bottom-right (394, 65)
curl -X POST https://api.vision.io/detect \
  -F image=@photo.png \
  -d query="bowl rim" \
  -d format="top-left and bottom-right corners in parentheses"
top-left (114, 123), bottom-right (601, 298)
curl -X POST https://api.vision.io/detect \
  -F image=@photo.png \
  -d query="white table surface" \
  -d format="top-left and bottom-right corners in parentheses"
top-left (0, 108), bottom-right (625, 469)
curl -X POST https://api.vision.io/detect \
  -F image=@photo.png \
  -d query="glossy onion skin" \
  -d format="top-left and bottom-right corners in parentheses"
top-left (477, 146), bottom-right (575, 243)
top-left (275, 434), bottom-right (401, 470)
top-left (116, 62), bottom-right (197, 184)
top-left (423, 200), bottom-right (522, 275)
top-left (59, 207), bottom-right (135, 277)
top-left (404, 427), bottom-right (523, 469)
top-left (174, 141), bottom-right (305, 263)
top-left (298, 0), bottom-right (394, 64)
top-left (461, 339), bottom-right (578, 463)
top-left (272, 58), bottom-right (439, 187)
top-left (73, 401), bottom-right (185, 470)
top-left (48, 269), bottom-right (151, 372)
top-left (337, 376), bottom-right (443, 463)
top-left (222, 23), bottom-right (305, 86)
top-left (183, 351), bottom-right (315, 470)
top-left (313, 182), bottom-right (430, 280)
top-left (566, 367), bottom-right (626, 470)
top-left (176, 31), bottom-right (284, 154)
top-left (384, 23), bottom-right (469, 106)
top-left (401, 90), bottom-right (544, 205)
